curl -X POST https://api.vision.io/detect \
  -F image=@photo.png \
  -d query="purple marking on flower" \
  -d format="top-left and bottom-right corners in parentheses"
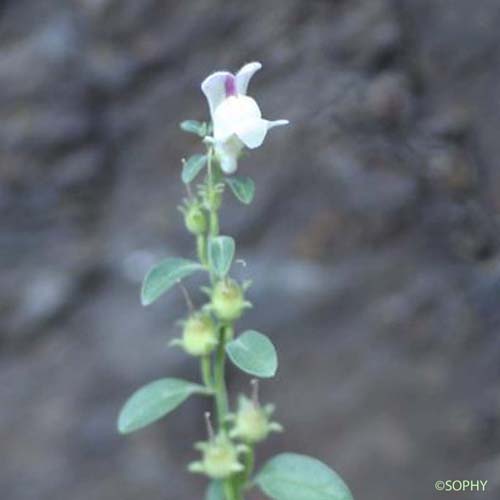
top-left (224, 74), bottom-right (237, 97)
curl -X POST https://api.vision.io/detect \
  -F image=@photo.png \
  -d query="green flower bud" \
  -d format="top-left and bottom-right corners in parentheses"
top-left (181, 313), bottom-right (218, 356)
top-left (211, 278), bottom-right (249, 322)
top-left (229, 395), bottom-right (282, 444)
top-left (184, 204), bottom-right (207, 235)
top-left (189, 433), bottom-right (246, 479)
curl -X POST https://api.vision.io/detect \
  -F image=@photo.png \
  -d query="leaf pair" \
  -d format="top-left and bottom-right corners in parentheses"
top-left (116, 333), bottom-right (278, 434)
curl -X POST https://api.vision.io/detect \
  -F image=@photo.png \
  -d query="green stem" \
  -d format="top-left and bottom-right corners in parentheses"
top-left (207, 146), bottom-right (229, 431)
top-left (207, 147), bottom-right (219, 238)
top-left (197, 234), bottom-right (207, 266)
top-left (242, 447), bottom-right (255, 488)
top-left (214, 325), bottom-right (229, 430)
top-left (200, 355), bottom-right (212, 390)
top-left (232, 445), bottom-right (253, 498)
top-left (205, 146), bottom-right (240, 500)
top-left (214, 324), bottom-right (239, 500)
top-left (223, 481), bottom-right (237, 500)
top-left (210, 210), bottom-right (219, 237)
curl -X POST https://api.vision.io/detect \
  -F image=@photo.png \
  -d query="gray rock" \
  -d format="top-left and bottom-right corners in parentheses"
top-left (1, 1), bottom-right (499, 499)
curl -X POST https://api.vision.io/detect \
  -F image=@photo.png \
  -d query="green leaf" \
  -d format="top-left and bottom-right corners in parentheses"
top-left (225, 176), bottom-right (255, 204)
top-left (255, 453), bottom-right (354, 500)
top-left (226, 330), bottom-right (277, 378)
top-left (182, 154), bottom-right (207, 184)
top-left (141, 258), bottom-right (204, 306)
top-left (208, 236), bottom-right (235, 278)
top-left (180, 120), bottom-right (207, 137)
top-left (118, 378), bottom-right (207, 434)
top-left (205, 481), bottom-right (224, 500)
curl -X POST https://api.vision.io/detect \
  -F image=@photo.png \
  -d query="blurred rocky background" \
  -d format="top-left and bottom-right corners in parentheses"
top-left (1, 0), bottom-right (500, 498)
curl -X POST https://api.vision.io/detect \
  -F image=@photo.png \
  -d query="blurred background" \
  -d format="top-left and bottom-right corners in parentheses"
top-left (1, 0), bottom-right (500, 499)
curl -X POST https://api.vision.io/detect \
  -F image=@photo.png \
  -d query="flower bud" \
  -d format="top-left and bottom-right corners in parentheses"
top-left (184, 204), bottom-right (207, 235)
top-left (189, 433), bottom-right (245, 479)
top-left (182, 313), bottom-right (218, 356)
top-left (229, 394), bottom-right (282, 444)
top-left (211, 278), bottom-right (248, 322)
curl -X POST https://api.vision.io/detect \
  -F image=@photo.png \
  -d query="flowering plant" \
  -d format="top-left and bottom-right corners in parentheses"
top-left (117, 62), bottom-right (354, 500)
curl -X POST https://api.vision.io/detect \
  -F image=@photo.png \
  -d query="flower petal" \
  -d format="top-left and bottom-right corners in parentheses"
top-left (267, 119), bottom-right (289, 130)
top-left (213, 95), bottom-right (261, 142)
top-left (236, 62), bottom-right (262, 95)
top-left (213, 117), bottom-right (236, 143)
top-left (219, 154), bottom-right (238, 174)
top-left (201, 71), bottom-right (233, 118)
top-left (236, 118), bottom-right (289, 149)
top-left (235, 118), bottom-right (268, 149)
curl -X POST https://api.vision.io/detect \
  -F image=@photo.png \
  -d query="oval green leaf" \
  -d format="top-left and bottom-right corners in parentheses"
top-left (208, 236), bottom-right (235, 278)
top-left (141, 258), bottom-right (204, 306)
top-left (118, 378), bottom-right (207, 434)
top-left (226, 330), bottom-right (277, 378)
top-left (182, 154), bottom-right (207, 184)
top-left (255, 453), bottom-right (354, 500)
top-left (205, 481), bottom-right (224, 500)
top-left (180, 120), bottom-right (207, 137)
top-left (226, 176), bottom-right (255, 204)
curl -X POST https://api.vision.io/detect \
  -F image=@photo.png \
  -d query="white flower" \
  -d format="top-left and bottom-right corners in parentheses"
top-left (201, 62), bottom-right (289, 174)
